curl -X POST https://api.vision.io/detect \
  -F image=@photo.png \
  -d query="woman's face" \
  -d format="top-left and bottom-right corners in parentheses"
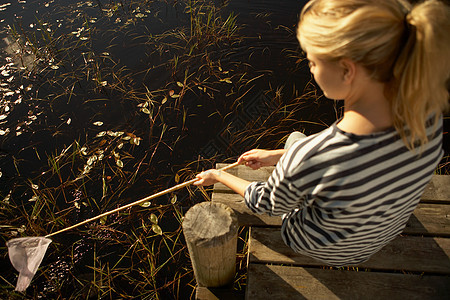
top-left (306, 52), bottom-right (348, 100)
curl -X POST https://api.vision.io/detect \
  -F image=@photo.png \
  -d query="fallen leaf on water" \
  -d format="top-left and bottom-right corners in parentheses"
top-left (150, 213), bottom-right (158, 224)
top-left (116, 159), bottom-right (123, 168)
top-left (80, 147), bottom-right (88, 155)
top-left (141, 107), bottom-right (150, 114)
top-left (0, 129), bottom-right (9, 135)
top-left (152, 224), bottom-right (162, 235)
top-left (131, 137), bottom-right (141, 145)
top-left (176, 81), bottom-right (184, 87)
top-left (93, 121), bottom-right (103, 126)
top-left (29, 195), bottom-right (38, 202)
top-left (139, 201), bottom-right (151, 207)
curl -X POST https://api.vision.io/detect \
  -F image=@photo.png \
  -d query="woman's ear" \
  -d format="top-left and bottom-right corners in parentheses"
top-left (339, 58), bottom-right (356, 84)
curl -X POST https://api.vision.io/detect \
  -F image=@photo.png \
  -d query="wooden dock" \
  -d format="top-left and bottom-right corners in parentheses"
top-left (198, 164), bottom-right (450, 299)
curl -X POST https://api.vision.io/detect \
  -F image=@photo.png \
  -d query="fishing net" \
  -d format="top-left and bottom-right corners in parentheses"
top-left (6, 237), bottom-right (52, 292)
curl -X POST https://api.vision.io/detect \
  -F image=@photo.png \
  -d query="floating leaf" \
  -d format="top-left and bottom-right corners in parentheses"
top-left (116, 159), bottom-right (123, 168)
top-left (152, 224), bottom-right (162, 235)
top-left (17, 225), bottom-right (26, 233)
top-left (74, 201), bottom-right (80, 209)
top-left (96, 131), bottom-right (106, 137)
top-left (170, 195), bottom-right (177, 204)
top-left (150, 213), bottom-right (158, 224)
top-left (80, 146), bottom-right (88, 155)
top-left (31, 184), bottom-right (39, 190)
top-left (170, 94), bottom-right (180, 98)
top-left (131, 137), bottom-right (141, 145)
top-left (174, 173), bottom-right (180, 183)
top-left (162, 97), bottom-right (167, 104)
top-left (100, 216), bottom-right (107, 225)
top-left (93, 121), bottom-right (103, 126)
top-left (139, 201), bottom-right (151, 208)
top-left (176, 81), bottom-right (184, 87)
top-left (169, 90), bottom-right (174, 96)
top-left (29, 195), bottom-right (38, 202)
top-left (141, 107), bottom-right (150, 114)
top-left (87, 155), bottom-right (97, 166)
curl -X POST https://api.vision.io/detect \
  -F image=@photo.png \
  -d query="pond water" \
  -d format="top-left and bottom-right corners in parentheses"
top-left (0, 0), bottom-right (447, 299)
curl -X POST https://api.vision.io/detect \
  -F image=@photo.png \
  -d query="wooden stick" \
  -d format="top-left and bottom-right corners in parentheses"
top-left (45, 161), bottom-right (240, 238)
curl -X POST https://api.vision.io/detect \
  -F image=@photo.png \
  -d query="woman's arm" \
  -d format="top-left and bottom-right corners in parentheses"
top-left (237, 149), bottom-right (286, 170)
top-left (194, 148), bottom-right (286, 193)
top-left (193, 169), bottom-right (250, 197)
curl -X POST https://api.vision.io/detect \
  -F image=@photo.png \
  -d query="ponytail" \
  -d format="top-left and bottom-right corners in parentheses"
top-left (390, 0), bottom-right (450, 149)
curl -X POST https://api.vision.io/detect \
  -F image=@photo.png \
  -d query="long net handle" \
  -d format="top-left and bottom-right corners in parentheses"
top-left (45, 161), bottom-right (241, 238)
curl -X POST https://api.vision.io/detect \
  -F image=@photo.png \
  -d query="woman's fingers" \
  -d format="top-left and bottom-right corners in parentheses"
top-left (193, 170), bottom-right (217, 186)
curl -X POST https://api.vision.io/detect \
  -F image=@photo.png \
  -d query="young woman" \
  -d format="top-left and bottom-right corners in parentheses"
top-left (193, 0), bottom-right (449, 266)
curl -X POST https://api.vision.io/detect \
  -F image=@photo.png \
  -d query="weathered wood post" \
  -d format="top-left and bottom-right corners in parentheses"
top-left (183, 201), bottom-right (238, 287)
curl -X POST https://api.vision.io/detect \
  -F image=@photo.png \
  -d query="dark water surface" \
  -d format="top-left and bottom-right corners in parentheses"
top-left (0, 0), bottom-right (329, 298)
top-left (0, 0), bottom-right (446, 299)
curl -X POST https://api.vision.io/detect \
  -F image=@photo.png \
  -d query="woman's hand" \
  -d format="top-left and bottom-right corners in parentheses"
top-left (193, 169), bottom-right (221, 186)
top-left (237, 149), bottom-right (286, 170)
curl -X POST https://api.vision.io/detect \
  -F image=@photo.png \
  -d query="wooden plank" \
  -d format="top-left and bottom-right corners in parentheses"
top-left (246, 264), bottom-right (450, 300)
top-left (212, 192), bottom-right (450, 236)
top-left (196, 287), bottom-right (244, 300)
top-left (212, 193), bottom-right (282, 227)
top-left (403, 203), bottom-right (450, 236)
top-left (249, 227), bottom-right (450, 274)
top-left (214, 164), bottom-right (449, 203)
top-left (421, 175), bottom-right (450, 204)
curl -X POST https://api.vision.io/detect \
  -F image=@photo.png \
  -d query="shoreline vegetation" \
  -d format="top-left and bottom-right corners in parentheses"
top-left (0, 0), bottom-right (447, 298)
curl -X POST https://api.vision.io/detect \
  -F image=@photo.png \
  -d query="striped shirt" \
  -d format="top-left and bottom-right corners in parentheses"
top-left (244, 116), bottom-right (443, 266)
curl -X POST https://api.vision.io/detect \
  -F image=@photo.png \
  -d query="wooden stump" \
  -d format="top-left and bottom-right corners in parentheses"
top-left (183, 202), bottom-right (238, 287)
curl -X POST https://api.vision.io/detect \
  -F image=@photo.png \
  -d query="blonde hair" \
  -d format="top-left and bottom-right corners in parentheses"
top-left (297, 0), bottom-right (450, 149)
